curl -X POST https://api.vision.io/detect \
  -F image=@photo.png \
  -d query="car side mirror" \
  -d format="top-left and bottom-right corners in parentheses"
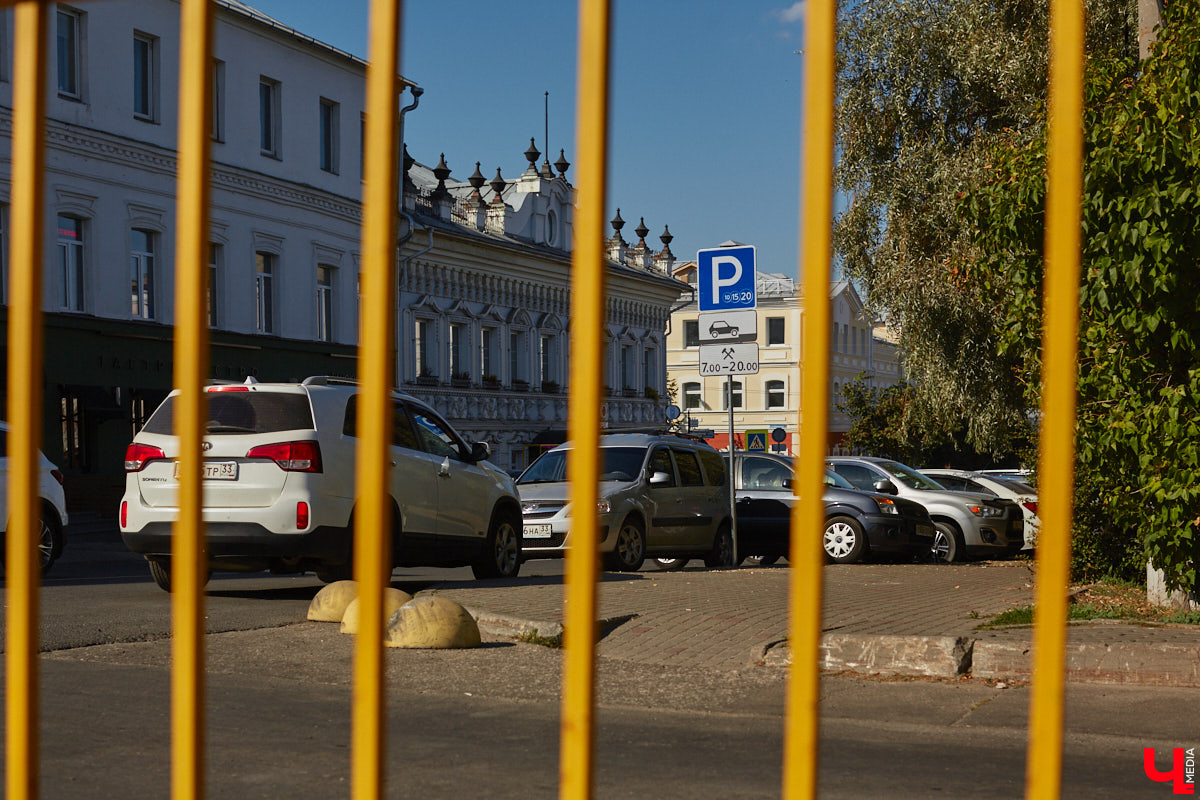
top-left (469, 441), bottom-right (491, 462)
top-left (873, 479), bottom-right (897, 495)
top-left (649, 470), bottom-right (672, 485)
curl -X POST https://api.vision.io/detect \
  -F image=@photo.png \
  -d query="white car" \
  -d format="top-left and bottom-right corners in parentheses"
top-left (0, 422), bottom-right (69, 575)
top-left (120, 376), bottom-right (523, 590)
top-left (920, 468), bottom-right (1039, 550)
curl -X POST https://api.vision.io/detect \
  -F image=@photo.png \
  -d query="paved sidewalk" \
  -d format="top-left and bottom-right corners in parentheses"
top-left (420, 560), bottom-right (1200, 685)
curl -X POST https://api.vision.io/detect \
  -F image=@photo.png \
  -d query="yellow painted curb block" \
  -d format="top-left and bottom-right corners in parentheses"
top-left (386, 595), bottom-right (481, 649)
top-left (307, 580), bottom-right (358, 622)
top-left (340, 587), bottom-right (414, 634)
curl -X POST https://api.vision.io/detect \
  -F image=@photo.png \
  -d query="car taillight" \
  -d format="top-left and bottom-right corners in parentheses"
top-left (245, 441), bottom-right (322, 472)
top-left (120, 501), bottom-right (127, 528)
top-left (296, 502), bottom-right (309, 530)
top-left (1022, 501), bottom-right (1038, 515)
top-left (124, 443), bottom-right (166, 472)
top-left (50, 468), bottom-right (65, 486)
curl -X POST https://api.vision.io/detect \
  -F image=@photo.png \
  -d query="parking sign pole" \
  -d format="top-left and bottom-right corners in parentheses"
top-left (727, 374), bottom-right (738, 564)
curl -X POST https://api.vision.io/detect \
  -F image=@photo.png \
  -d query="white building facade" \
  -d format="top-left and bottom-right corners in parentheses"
top-left (0, 0), bottom-right (685, 509)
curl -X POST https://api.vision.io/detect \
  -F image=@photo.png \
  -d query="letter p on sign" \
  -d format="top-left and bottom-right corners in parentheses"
top-left (697, 245), bottom-right (756, 312)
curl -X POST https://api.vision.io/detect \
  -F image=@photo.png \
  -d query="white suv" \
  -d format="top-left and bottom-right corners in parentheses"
top-left (516, 433), bottom-right (734, 571)
top-left (0, 422), bottom-right (69, 575)
top-left (120, 377), bottom-right (522, 590)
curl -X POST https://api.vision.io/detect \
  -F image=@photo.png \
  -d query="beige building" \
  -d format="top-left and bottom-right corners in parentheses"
top-left (666, 258), bottom-right (902, 454)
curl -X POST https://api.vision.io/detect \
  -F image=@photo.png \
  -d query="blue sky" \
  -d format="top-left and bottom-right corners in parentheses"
top-left (247, 1), bottom-right (810, 279)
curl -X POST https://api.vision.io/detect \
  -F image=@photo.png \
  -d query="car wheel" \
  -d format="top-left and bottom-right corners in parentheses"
top-left (703, 522), bottom-right (735, 569)
top-left (744, 554), bottom-right (781, 567)
top-left (603, 516), bottom-right (646, 572)
top-left (472, 509), bottom-right (522, 579)
top-left (931, 520), bottom-right (965, 564)
top-left (37, 508), bottom-right (64, 575)
top-left (147, 557), bottom-right (211, 593)
top-left (823, 515), bottom-right (867, 564)
top-left (653, 557), bottom-right (688, 571)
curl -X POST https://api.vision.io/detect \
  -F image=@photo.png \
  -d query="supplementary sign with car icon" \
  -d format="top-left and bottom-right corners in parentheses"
top-left (699, 308), bottom-right (756, 344)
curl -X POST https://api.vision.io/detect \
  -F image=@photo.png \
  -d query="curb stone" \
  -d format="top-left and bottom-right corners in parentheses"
top-left (761, 634), bottom-right (973, 678)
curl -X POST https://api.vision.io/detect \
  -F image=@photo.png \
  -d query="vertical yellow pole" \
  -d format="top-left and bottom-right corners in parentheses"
top-left (171, 1), bottom-right (215, 798)
top-left (5, 4), bottom-right (48, 799)
top-left (559, 1), bottom-right (611, 797)
top-left (1026, 0), bottom-right (1084, 795)
top-left (783, 0), bottom-right (836, 795)
top-left (354, 1), bottom-right (402, 797)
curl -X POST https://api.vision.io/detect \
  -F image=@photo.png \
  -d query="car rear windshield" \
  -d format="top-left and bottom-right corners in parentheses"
top-left (517, 447), bottom-right (646, 484)
top-left (877, 460), bottom-right (946, 491)
top-left (141, 391), bottom-right (315, 435)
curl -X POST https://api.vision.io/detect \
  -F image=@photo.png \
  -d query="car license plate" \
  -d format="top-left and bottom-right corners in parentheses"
top-left (524, 524), bottom-right (553, 539)
top-left (916, 524), bottom-right (934, 538)
top-left (175, 461), bottom-right (238, 480)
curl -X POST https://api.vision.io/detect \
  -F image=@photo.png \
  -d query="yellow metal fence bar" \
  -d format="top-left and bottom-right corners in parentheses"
top-left (169, 0), bottom-right (216, 798)
top-left (353, 0), bottom-right (402, 797)
top-left (5, 3), bottom-right (48, 799)
top-left (1026, 0), bottom-right (1084, 794)
top-left (559, 0), bottom-right (611, 797)
top-left (783, 0), bottom-right (836, 795)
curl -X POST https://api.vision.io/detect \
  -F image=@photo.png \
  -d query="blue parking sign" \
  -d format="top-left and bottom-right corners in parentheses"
top-left (697, 245), bottom-right (756, 311)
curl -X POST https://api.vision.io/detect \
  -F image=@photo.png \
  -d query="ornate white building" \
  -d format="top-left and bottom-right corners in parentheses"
top-left (0, 0), bottom-right (687, 511)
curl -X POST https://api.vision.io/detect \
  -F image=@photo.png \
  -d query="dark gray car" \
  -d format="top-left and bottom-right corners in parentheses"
top-left (731, 453), bottom-right (935, 564)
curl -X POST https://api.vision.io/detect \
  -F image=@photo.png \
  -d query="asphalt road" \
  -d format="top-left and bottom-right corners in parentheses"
top-left (4, 531), bottom-right (1195, 798)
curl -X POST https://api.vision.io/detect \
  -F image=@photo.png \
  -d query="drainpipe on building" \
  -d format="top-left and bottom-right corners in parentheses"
top-left (396, 85), bottom-right (434, 387)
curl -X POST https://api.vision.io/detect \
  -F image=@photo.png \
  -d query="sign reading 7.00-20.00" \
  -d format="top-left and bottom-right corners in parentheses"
top-left (698, 342), bottom-right (760, 376)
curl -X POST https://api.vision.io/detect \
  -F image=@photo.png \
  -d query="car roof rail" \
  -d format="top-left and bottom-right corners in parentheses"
top-left (301, 375), bottom-right (360, 387)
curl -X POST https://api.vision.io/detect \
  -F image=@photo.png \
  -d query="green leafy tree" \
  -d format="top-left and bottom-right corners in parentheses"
top-left (963, 0), bottom-right (1200, 591)
top-left (834, 0), bottom-right (1135, 456)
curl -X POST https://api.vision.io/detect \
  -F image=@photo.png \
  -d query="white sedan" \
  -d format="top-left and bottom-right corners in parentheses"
top-left (921, 468), bottom-right (1038, 550)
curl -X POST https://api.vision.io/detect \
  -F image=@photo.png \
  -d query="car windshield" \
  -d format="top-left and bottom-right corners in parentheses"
top-left (877, 460), bottom-right (946, 491)
top-left (517, 447), bottom-right (647, 484)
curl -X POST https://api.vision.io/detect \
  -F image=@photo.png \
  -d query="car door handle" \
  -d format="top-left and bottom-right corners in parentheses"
top-left (438, 456), bottom-right (451, 477)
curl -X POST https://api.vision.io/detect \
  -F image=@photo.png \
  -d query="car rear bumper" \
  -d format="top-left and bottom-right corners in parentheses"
top-left (121, 522), bottom-right (350, 563)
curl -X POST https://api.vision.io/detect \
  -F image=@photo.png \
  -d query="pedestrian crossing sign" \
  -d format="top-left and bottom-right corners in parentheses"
top-left (746, 430), bottom-right (767, 452)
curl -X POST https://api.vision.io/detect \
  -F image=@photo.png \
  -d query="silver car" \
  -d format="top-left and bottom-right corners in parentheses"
top-left (517, 433), bottom-right (734, 572)
top-left (921, 468), bottom-right (1039, 550)
top-left (827, 457), bottom-right (1023, 563)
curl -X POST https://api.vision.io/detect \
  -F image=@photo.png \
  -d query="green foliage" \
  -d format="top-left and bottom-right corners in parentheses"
top-left (835, 0), bottom-right (1135, 456)
top-left (964, 0), bottom-right (1200, 593)
top-left (838, 376), bottom-right (1031, 467)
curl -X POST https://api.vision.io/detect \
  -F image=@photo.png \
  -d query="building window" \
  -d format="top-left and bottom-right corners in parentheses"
top-left (683, 381), bottom-right (702, 410)
top-left (133, 33), bottom-right (157, 121)
top-left (319, 98), bottom-right (339, 174)
top-left (510, 330), bottom-right (527, 383)
top-left (450, 323), bottom-right (468, 379)
top-left (416, 319), bottom-right (436, 377)
top-left (259, 77), bottom-right (281, 157)
top-left (620, 345), bottom-right (633, 390)
top-left (852, 327), bottom-right (858, 354)
top-left (130, 229), bottom-right (156, 319)
top-left (766, 380), bottom-right (785, 409)
top-left (56, 8), bottom-right (82, 100)
top-left (724, 380), bottom-right (743, 410)
top-left (539, 334), bottom-right (555, 385)
top-left (0, 205), bottom-right (6, 305)
top-left (684, 319), bottom-right (699, 348)
top-left (767, 317), bottom-right (785, 345)
top-left (255, 251), bottom-right (275, 333)
top-left (60, 391), bottom-right (85, 470)
top-left (208, 243), bottom-right (221, 327)
top-left (316, 265), bottom-right (334, 342)
top-left (211, 59), bottom-right (225, 141)
top-left (56, 215), bottom-right (85, 312)
top-left (481, 327), bottom-right (498, 379)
